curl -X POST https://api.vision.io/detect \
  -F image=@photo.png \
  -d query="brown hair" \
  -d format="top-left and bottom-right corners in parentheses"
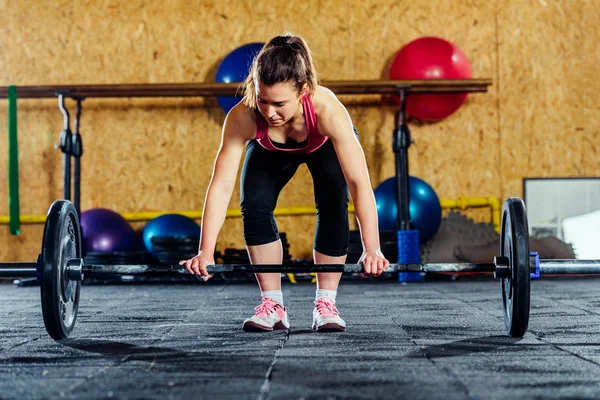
top-left (242, 33), bottom-right (318, 109)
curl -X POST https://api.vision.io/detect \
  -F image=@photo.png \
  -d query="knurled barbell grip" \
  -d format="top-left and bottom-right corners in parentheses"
top-left (79, 262), bottom-right (497, 275)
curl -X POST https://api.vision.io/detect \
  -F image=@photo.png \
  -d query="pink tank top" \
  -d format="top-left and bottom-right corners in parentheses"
top-left (255, 94), bottom-right (328, 154)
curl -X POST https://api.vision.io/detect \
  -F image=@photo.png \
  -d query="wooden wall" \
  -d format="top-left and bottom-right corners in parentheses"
top-left (0, 0), bottom-right (597, 261)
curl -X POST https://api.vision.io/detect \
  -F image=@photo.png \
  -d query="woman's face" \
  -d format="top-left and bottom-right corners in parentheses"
top-left (256, 81), bottom-right (305, 126)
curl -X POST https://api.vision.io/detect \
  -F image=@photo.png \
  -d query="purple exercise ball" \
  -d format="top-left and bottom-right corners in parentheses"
top-left (80, 208), bottom-right (137, 253)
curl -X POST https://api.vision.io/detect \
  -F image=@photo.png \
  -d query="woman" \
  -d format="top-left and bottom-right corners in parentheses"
top-left (181, 34), bottom-right (389, 332)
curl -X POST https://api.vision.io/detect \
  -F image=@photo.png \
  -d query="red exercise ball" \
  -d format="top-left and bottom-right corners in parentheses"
top-left (390, 37), bottom-right (472, 121)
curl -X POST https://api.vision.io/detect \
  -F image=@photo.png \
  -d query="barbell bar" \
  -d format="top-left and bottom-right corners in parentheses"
top-left (0, 261), bottom-right (498, 277)
top-left (6, 259), bottom-right (600, 279)
top-left (1, 198), bottom-right (599, 340)
top-left (5, 259), bottom-right (599, 279)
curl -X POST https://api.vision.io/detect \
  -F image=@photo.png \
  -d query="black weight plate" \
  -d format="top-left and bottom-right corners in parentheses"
top-left (501, 197), bottom-right (531, 337)
top-left (150, 236), bottom-right (199, 245)
top-left (151, 244), bottom-right (200, 252)
top-left (84, 251), bottom-right (156, 265)
top-left (349, 230), bottom-right (398, 243)
top-left (40, 200), bottom-right (82, 340)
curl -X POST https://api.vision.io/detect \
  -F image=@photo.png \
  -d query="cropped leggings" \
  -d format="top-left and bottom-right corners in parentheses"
top-left (240, 138), bottom-right (349, 257)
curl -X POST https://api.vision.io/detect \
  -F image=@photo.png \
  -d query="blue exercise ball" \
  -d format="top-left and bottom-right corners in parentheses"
top-left (374, 176), bottom-right (442, 244)
top-left (215, 42), bottom-right (265, 114)
top-left (80, 208), bottom-right (137, 253)
top-left (142, 214), bottom-right (201, 253)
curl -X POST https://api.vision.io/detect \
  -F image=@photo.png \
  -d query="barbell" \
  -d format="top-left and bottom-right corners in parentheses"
top-left (1, 198), bottom-right (599, 340)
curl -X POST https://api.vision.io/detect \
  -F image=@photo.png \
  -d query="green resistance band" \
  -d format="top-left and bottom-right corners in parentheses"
top-left (8, 85), bottom-right (20, 235)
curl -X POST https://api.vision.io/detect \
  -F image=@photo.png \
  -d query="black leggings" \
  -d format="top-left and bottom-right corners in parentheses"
top-left (240, 139), bottom-right (349, 257)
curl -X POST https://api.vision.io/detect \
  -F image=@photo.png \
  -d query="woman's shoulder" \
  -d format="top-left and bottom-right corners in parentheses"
top-left (225, 102), bottom-right (258, 140)
top-left (313, 84), bottom-right (337, 103)
top-left (312, 85), bottom-right (345, 118)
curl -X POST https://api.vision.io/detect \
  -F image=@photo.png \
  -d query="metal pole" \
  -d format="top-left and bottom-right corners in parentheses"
top-left (72, 98), bottom-right (84, 215)
top-left (539, 260), bottom-right (600, 275)
top-left (4, 259), bottom-right (600, 279)
top-left (393, 86), bottom-right (411, 231)
top-left (81, 262), bottom-right (497, 275)
top-left (0, 263), bottom-right (38, 277)
top-left (57, 94), bottom-right (72, 201)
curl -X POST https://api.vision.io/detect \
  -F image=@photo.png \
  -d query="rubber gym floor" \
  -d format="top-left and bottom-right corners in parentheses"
top-left (2, 275), bottom-right (600, 400)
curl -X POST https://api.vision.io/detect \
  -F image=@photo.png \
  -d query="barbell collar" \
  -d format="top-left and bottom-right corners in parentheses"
top-left (67, 259), bottom-right (84, 281)
top-left (493, 256), bottom-right (510, 279)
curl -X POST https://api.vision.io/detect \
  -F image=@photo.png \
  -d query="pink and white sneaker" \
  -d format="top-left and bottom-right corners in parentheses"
top-left (312, 298), bottom-right (346, 332)
top-left (243, 297), bottom-right (290, 332)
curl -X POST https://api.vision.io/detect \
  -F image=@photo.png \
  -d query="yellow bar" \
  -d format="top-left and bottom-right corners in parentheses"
top-left (120, 206), bottom-right (320, 221)
top-left (0, 214), bottom-right (47, 224)
top-left (0, 206), bottom-right (330, 224)
top-left (0, 196), bottom-right (501, 232)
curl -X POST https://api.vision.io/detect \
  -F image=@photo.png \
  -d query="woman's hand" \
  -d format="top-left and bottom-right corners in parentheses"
top-left (358, 248), bottom-right (390, 276)
top-left (179, 251), bottom-right (214, 281)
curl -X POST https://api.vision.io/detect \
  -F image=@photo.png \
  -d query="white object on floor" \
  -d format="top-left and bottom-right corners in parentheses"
top-left (562, 210), bottom-right (600, 259)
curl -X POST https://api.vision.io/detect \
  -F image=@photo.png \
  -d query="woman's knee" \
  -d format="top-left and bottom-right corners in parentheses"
top-left (241, 208), bottom-right (280, 246)
top-left (314, 213), bottom-right (350, 257)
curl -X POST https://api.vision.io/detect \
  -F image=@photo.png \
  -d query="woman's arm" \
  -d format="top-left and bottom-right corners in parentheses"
top-left (318, 89), bottom-right (389, 275)
top-left (181, 104), bottom-right (253, 277)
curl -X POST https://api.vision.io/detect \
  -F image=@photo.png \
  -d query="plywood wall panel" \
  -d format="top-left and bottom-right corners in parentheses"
top-left (0, 0), bottom-right (595, 261)
top-left (497, 0), bottom-right (598, 199)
